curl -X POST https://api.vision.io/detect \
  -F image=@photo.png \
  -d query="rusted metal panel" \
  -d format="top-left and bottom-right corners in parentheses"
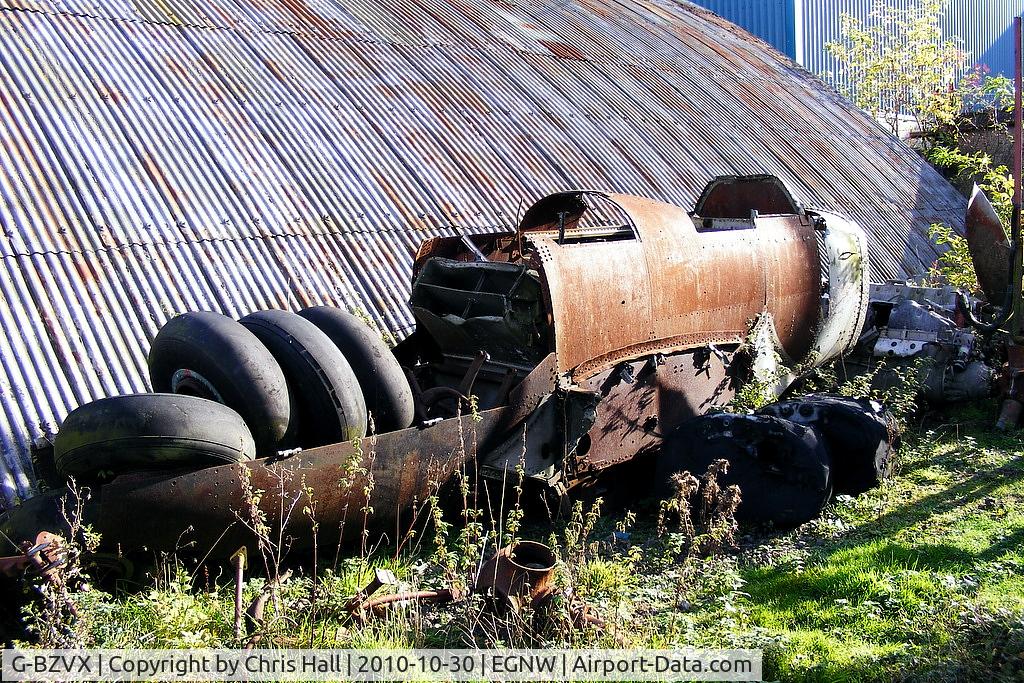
top-left (576, 348), bottom-right (738, 474)
top-left (965, 185), bottom-right (1011, 304)
top-left (530, 192), bottom-right (821, 376)
top-left (0, 0), bottom-right (965, 508)
top-left (531, 237), bottom-right (657, 375)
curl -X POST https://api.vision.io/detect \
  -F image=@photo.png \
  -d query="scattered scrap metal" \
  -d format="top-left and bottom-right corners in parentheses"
top-left (340, 540), bottom-right (612, 637)
top-left (843, 280), bottom-right (992, 404)
top-left (0, 531), bottom-right (77, 619)
top-left (0, 531), bottom-right (67, 582)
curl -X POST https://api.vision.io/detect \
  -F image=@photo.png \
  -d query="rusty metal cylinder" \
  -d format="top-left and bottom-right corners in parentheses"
top-left (475, 540), bottom-right (557, 610)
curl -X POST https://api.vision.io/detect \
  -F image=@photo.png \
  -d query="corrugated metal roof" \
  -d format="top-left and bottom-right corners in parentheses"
top-left (0, 0), bottom-right (965, 508)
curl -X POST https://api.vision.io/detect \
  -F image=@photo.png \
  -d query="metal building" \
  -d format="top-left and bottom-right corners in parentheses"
top-left (0, 0), bottom-right (965, 509)
top-left (697, 0), bottom-right (1024, 82)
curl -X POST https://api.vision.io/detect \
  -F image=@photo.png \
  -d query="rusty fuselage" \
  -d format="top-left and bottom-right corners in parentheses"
top-left (2, 176), bottom-right (870, 560)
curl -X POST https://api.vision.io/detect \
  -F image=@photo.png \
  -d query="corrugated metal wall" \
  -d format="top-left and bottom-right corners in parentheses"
top-left (805, 0), bottom-right (1024, 89)
top-left (0, 0), bottom-right (964, 509)
top-left (695, 1), bottom-right (1023, 84)
top-left (682, 0), bottom-right (796, 58)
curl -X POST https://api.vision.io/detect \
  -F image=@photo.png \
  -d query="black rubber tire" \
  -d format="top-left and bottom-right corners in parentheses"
top-left (658, 413), bottom-right (832, 527)
top-left (759, 394), bottom-right (898, 495)
top-left (149, 311), bottom-right (291, 454)
top-left (298, 306), bottom-right (414, 433)
top-left (54, 394), bottom-right (256, 480)
top-left (240, 310), bottom-right (367, 447)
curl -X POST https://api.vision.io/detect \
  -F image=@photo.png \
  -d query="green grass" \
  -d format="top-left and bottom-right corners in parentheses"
top-left (734, 404), bottom-right (1024, 681)
top-left (12, 403), bottom-right (1024, 682)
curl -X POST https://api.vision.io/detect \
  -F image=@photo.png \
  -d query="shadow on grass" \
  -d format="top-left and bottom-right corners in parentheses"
top-left (745, 450), bottom-right (1024, 595)
top-left (842, 452), bottom-right (1024, 543)
top-left (742, 438), bottom-right (1024, 681)
top-left (978, 525), bottom-right (1024, 562)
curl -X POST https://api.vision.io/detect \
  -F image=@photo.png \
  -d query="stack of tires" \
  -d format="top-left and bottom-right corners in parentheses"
top-left (657, 394), bottom-right (899, 527)
top-left (53, 307), bottom-right (415, 484)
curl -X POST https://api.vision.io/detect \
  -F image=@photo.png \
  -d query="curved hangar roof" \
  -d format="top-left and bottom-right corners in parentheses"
top-left (0, 0), bottom-right (962, 507)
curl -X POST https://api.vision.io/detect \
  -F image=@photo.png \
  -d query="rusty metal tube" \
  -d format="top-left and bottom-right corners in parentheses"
top-left (93, 408), bottom-right (515, 561)
top-left (1012, 17), bottom-right (1024, 341)
top-left (1016, 17), bottom-right (1022, 211)
top-left (475, 540), bottom-right (557, 610)
top-left (362, 589), bottom-right (458, 612)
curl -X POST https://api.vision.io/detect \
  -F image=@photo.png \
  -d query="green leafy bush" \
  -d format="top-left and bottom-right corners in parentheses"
top-left (826, 0), bottom-right (968, 138)
top-left (827, 0), bottom-right (1014, 294)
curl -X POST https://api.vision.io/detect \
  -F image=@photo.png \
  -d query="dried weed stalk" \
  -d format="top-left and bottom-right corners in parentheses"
top-left (658, 459), bottom-right (741, 557)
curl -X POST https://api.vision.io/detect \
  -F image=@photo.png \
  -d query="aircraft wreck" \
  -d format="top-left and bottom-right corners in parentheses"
top-left (3, 175), bottom-right (899, 562)
top-left (0, 0), bottom-right (967, 510)
top-left (0, 0), bottom-right (989, 581)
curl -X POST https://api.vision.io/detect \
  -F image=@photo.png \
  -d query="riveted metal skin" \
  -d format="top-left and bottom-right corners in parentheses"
top-left (531, 192), bottom-right (821, 377)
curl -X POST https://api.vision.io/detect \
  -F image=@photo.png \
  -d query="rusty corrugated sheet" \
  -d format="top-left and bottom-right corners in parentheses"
top-left (0, 0), bottom-right (964, 508)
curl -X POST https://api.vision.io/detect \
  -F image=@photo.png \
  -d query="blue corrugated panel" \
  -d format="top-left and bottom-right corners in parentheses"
top-left (692, 1), bottom-right (1023, 83)
top-left (947, 0), bottom-right (1024, 79)
top-left (802, 0), bottom-right (1024, 90)
top-left (0, 0), bottom-right (965, 509)
top-left (688, 0), bottom-right (796, 57)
